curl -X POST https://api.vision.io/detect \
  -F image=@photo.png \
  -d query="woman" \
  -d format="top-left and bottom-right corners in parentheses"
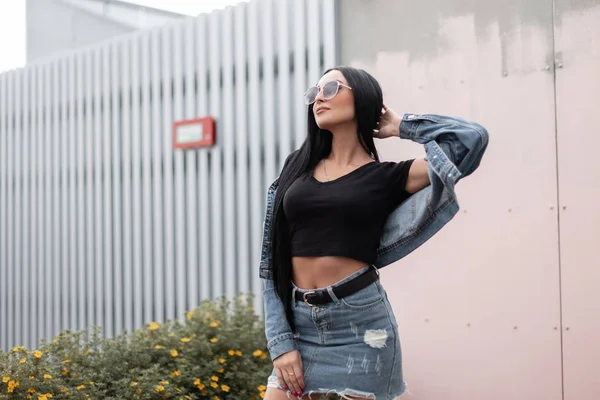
top-left (260, 66), bottom-right (489, 399)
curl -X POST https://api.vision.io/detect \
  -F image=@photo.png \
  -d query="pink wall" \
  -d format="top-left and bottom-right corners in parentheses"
top-left (340, 1), bottom-right (600, 399)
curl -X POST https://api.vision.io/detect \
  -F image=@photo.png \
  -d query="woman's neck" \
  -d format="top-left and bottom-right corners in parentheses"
top-left (328, 123), bottom-right (372, 166)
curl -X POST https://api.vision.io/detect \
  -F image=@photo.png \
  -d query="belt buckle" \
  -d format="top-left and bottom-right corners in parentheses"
top-left (303, 291), bottom-right (316, 307)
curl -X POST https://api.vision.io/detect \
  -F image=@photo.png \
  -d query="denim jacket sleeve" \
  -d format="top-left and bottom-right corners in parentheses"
top-left (262, 277), bottom-right (297, 360)
top-left (260, 151), bottom-right (299, 361)
top-left (374, 113), bottom-right (489, 268)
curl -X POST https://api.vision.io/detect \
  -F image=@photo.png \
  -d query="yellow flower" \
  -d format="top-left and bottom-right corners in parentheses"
top-left (181, 337), bottom-right (191, 343)
top-left (131, 382), bottom-right (138, 387)
top-left (60, 387), bottom-right (69, 393)
top-left (89, 382), bottom-right (94, 385)
top-left (155, 385), bottom-right (165, 392)
top-left (28, 388), bottom-right (36, 393)
top-left (33, 350), bottom-right (43, 358)
top-left (29, 376), bottom-right (34, 380)
top-left (52, 338), bottom-right (58, 344)
top-left (2, 377), bottom-right (10, 383)
top-left (257, 385), bottom-right (266, 391)
top-left (221, 385), bottom-right (230, 392)
top-left (155, 345), bottom-right (164, 349)
top-left (20, 358), bottom-right (27, 363)
top-left (210, 381), bottom-right (218, 388)
top-left (149, 321), bottom-right (160, 330)
top-left (211, 376), bottom-right (219, 382)
top-left (235, 350), bottom-right (242, 356)
top-left (170, 370), bottom-right (181, 378)
top-left (61, 369), bottom-right (69, 375)
top-left (209, 321), bottom-right (219, 328)
top-left (170, 349), bottom-right (179, 357)
top-left (197, 383), bottom-right (206, 390)
top-left (76, 385), bottom-right (86, 390)
top-left (253, 349), bottom-right (263, 357)
top-left (228, 350), bottom-right (235, 356)
top-left (210, 338), bottom-right (218, 343)
top-left (249, 306), bottom-right (255, 312)
top-left (38, 394), bottom-right (53, 400)
top-left (213, 396), bottom-right (220, 400)
top-left (61, 359), bottom-right (71, 364)
top-left (175, 387), bottom-right (182, 393)
top-left (260, 353), bottom-right (267, 359)
top-left (160, 380), bottom-right (170, 385)
top-left (186, 311), bottom-right (194, 320)
top-left (7, 379), bottom-right (20, 393)
top-left (260, 390), bottom-right (266, 399)
top-left (12, 346), bottom-right (24, 352)
top-left (169, 333), bottom-right (175, 337)
top-left (84, 349), bottom-right (92, 356)
top-left (218, 357), bottom-right (225, 364)
top-left (193, 378), bottom-right (201, 386)
top-left (43, 374), bottom-right (52, 380)
top-left (217, 368), bottom-right (224, 373)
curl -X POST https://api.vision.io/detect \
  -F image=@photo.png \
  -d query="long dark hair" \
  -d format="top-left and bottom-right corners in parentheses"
top-left (270, 66), bottom-right (384, 329)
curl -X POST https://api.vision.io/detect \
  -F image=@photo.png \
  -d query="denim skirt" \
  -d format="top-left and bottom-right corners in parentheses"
top-left (267, 265), bottom-right (406, 399)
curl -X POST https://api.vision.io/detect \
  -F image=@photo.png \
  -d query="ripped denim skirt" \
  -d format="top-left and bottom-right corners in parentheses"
top-left (267, 264), bottom-right (407, 399)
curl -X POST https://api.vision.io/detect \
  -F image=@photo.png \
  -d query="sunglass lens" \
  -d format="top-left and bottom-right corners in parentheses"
top-left (304, 86), bottom-right (318, 105)
top-left (322, 81), bottom-right (339, 99)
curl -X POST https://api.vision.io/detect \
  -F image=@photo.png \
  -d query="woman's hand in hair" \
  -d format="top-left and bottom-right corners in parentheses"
top-left (273, 350), bottom-right (304, 397)
top-left (373, 104), bottom-right (402, 139)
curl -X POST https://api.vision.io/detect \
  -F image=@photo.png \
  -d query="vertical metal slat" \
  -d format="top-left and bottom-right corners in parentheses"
top-left (234, 3), bottom-right (250, 297)
top-left (247, 0), bottom-right (264, 308)
top-left (131, 33), bottom-right (144, 331)
top-left (29, 65), bottom-right (38, 348)
top-left (307, 0), bottom-right (322, 84)
top-left (121, 37), bottom-right (133, 334)
top-left (222, 7), bottom-right (237, 299)
top-left (112, 40), bottom-right (123, 335)
top-left (209, 11), bottom-right (224, 299)
top-left (14, 70), bottom-right (23, 346)
top-left (0, 71), bottom-right (8, 350)
top-left (36, 65), bottom-right (45, 345)
top-left (6, 72), bottom-right (15, 347)
top-left (94, 46), bottom-right (105, 332)
top-left (151, 28), bottom-right (165, 323)
top-left (277, 0), bottom-right (292, 169)
top-left (161, 25), bottom-right (176, 320)
top-left (184, 17), bottom-right (199, 309)
top-left (172, 22), bottom-right (186, 318)
top-left (195, 16), bottom-right (211, 301)
top-left (44, 64), bottom-right (53, 341)
top-left (60, 57), bottom-right (70, 331)
top-left (72, 53), bottom-right (81, 332)
top-left (321, 0), bottom-right (337, 69)
top-left (293, 0), bottom-right (308, 150)
top-left (76, 52), bottom-right (90, 329)
top-left (84, 48), bottom-right (94, 331)
top-left (22, 67), bottom-right (31, 347)
top-left (261, 0), bottom-right (277, 188)
top-left (140, 31), bottom-right (154, 324)
top-left (103, 43), bottom-right (114, 338)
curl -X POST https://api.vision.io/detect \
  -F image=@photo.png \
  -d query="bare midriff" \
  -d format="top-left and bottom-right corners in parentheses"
top-left (291, 256), bottom-right (367, 290)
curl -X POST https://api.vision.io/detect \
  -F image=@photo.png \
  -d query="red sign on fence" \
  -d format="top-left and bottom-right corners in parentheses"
top-left (173, 117), bottom-right (216, 149)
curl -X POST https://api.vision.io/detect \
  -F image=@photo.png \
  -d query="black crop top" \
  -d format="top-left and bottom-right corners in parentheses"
top-left (282, 159), bottom-right (415, 264)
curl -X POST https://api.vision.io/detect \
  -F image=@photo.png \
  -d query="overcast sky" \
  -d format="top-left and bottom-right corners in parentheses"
top-left (0, 0), bottom-right (247, 73)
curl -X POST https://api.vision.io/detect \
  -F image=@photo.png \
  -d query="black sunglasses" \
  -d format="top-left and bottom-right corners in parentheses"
top-left (303, 80), bottom-right (353, 105)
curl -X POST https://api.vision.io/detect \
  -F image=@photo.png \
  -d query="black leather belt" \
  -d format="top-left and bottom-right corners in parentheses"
top-left (294, 267), bottom-right (380, 306)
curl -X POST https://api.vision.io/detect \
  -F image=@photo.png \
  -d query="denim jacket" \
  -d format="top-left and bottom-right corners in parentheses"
top-left (260, 113), bottom-right (489, 360)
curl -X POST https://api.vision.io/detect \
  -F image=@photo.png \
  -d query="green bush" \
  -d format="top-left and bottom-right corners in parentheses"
top-left (0, 296), bottom-right (271, 400)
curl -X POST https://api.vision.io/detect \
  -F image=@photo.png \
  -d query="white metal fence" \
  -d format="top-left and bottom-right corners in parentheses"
top-left (0, 0), bottom-right (337, 351)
